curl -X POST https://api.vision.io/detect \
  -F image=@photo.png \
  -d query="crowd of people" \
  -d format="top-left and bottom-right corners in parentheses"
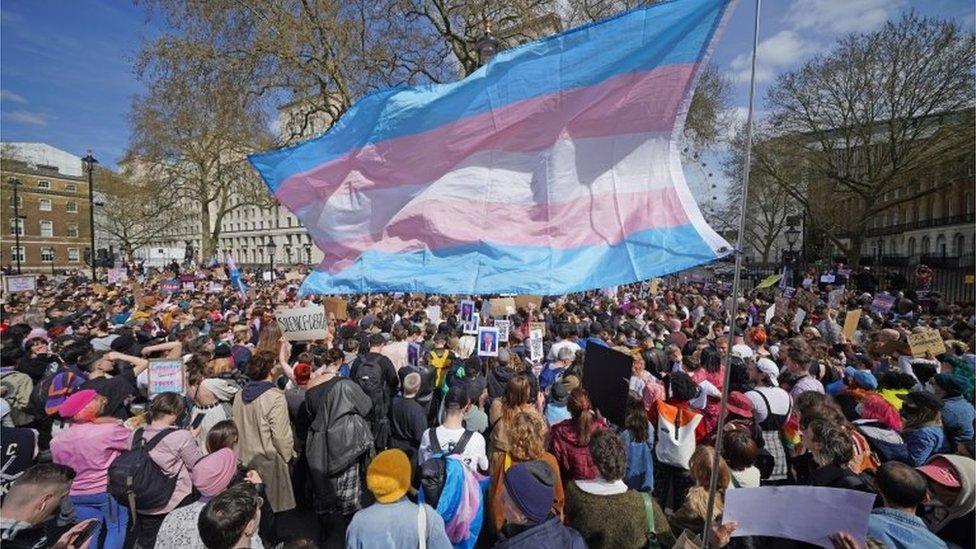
top-left (0, 261), bottom-right (973, 549)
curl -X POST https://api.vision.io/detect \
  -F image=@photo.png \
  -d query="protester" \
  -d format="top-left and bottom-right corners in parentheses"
top-left (0, 463), bottom-right (95, 549)
top-left (418, 387), bottom-right (488, 473)
top-left (389, 372), bottom-right (428, 464)
top-left (544, 381), bottom-right (571, 426)
top-left (488, 376), bottom-right (540, 466)
top-left (619, 394), bottom-right (655, 493)
top-left (668, 445), bottom-right (729, 537)
top-left (493, 460), bottom-right (585, 549)
top-left (899, 391), bottom-right (947, 466)
top-left (917, 455), bottom-right (975, 548)
top-left (866, 462), bottom-right (948, 548)
top-left (345, 449), bottom-right (452, 549)
top-left (197, 482), bottom-right (265, 549)
top-left (549, 387), bottom-right (607, 481)
top-left (927, 373), bottom-right (975, 453)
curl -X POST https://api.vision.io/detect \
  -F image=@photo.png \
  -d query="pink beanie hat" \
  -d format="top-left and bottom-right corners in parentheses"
top-left (59, 389), bottom-right (98, 418)
top-left (191, 448), bottom-right (237, 498)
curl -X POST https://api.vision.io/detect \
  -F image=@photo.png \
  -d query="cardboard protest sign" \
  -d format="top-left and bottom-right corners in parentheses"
top-left (514, 295), bottom-right (543, 310)
top-left (529, 329), bottom-right (544, 362)
top-left (529, 321), bottom-right (546, 338)
top-left (3, 274), bottom-right (36, 293)
top-left (827, 289), bottom-right (844, 309)
top-left (463, 313), bottom-right (480, 335)
top-left (842, 310), bottom-right (862, 341)
top-left (425, 305), bottom-right (442, 325)
top-left (495, 320), bottom-right (511, 343)
top-left (148, 358), bottom-right (185, 397)
top-left (275, 305), bottom-right (328, 341)
top-left (489, 297), bottom-right (517, 318)
top-left (870, 294), bottom-right (895, 313)
top-left (323, 297), bottom-right (348, 320)
top-left (725, 486), bottom-right (875, 548)
top-left (477, 326), bottom-right (499, 357)
top-left (285, 270), bottom-right (303, 282)
top-left (582, 344), bottom-right (631, 428)
top-left (756, 274), bottom-right (783, 290)
top-left (907, 329), bottom-right (947, 358)
top-left (107, 268), bottom-right (127, 284)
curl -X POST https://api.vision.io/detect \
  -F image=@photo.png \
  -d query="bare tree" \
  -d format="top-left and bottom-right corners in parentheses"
top-left (758, 12), bottom-right (974, 266)
top-left (93, 165), bottom-right (181, 261)
top-left (128, 51), bottom-right (274, 258)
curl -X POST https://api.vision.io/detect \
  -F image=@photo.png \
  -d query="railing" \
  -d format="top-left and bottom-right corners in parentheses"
top-left (865, 212), bottom-right (975, 237)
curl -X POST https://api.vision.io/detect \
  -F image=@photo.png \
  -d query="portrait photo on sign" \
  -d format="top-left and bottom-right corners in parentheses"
top-left (477, 326), bottom-right (499, 357)
top-left (459, 299), bottom-right (475, 323)
top-left (463, 312), bottom-right (480, 335)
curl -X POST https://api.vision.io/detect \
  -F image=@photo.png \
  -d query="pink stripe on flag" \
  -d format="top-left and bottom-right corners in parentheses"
top-left (309, 186), bottom-right (690, 270)
top-left (274, 63), bottom-right (696, 209)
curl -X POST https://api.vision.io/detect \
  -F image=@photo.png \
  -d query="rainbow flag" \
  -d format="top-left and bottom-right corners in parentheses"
top-left (250, 0), bottom-right (734, 295)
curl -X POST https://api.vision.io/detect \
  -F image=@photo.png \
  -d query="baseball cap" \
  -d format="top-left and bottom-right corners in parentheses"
top-left (843, 366), bottom-right (878, 390)
top-left (731, 344), bottom-right (754, 360)
top-left (917, 456), bottom-right (961, 488)
top-left (756, 357), bottom-right (780, 385)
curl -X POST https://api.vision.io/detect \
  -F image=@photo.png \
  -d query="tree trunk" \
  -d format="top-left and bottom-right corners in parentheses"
top-left (200, 203), bottom-right (213, 261)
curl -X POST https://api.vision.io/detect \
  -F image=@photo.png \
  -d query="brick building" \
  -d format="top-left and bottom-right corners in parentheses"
top-left (1, 144), bottom-right (91, 274)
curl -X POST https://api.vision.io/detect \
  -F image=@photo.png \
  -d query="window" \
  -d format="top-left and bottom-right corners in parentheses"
top-left (37, 180), bottom-right (50, 189)
top-left (10, 247), bottom-right (24, 262)
top-left (39, 220), bottom-right (53, 237)
top-left (9, 218), bottom-right (24, 236)
top-left (66, 201), bottom-right (78, 213)
top-left (40, 247), bottom-right (54, 262)
top-left (39, 199), bottom-right (52, 211)
top-left (67, 223), bottom-right (79, 237)
top-left (8, 195), bottom-right (23, 208)
top-left (68, 248), bottom-right (80, 262)
top-left (65, 184), bottom-right (77, 192)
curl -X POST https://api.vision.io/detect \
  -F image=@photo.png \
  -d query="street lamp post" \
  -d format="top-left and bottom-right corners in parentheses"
top-left (265, 238), bottom-right (277, 279)
top-left (783, 225), bottom-right (800, 286)
top-left (9, 178), bottom-right (22, 274)
top-left (82, 150), bottom-right (98, 281)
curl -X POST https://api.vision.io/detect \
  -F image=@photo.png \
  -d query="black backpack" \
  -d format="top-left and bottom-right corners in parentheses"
top-left (419, 428), bottom-right (473, 507)
top-left (356, 356), bottom-right (389, 418)
top-left (107, 428), bottom-right (179, 515)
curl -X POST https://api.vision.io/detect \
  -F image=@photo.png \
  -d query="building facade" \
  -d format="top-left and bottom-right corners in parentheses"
top-left (1, 144), bottom-right (92, 273)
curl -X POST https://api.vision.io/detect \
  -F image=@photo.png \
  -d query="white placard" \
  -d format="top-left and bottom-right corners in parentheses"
top-left (425, 305), bottom-right (442, 325)
top-left (107, 268), bottom-right (128, 284)
top-left (495, 320), bottom-right (511, 343)
top-left (792, 308), bottom-right (807, 332)
top-left (3, 275), bottom-right (37, 293)
top-left (148, 358), bottom-right (185, 397)
top-left (275, 305), bottom-right (328, 341)
top-left (529, 329), bottom-right (544, 362)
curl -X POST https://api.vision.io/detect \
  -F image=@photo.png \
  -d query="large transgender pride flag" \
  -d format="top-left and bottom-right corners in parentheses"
top-left (250, 0), bottom-right (734, 295)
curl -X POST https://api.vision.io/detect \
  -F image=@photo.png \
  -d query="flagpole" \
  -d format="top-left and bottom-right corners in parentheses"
top-left (701, 0), bottom-right (761, 546)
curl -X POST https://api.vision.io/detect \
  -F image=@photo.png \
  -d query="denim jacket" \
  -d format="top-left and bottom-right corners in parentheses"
top-left (902, 425), bottom-right (945, 467)
top-left (867, 507), bottom-right (947, 549)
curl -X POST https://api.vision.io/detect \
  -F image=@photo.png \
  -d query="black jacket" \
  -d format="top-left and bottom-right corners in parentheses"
top-left (389, 396), bottom-right (427, 458)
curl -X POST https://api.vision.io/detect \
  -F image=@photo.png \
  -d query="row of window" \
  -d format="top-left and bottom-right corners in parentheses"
top-left (873, 233), bottom-right (971, 257)
top-left (9, 247), bottom-right (81, 262)
top-left (32, 180), bottom-right (78, 192)
top-left (8, 196), bottom-right (79, 212)
top-left (9, 218), bottom-right (80, 237)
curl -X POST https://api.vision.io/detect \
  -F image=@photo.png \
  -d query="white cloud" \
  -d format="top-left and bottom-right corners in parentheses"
top-left (786, 0), bottom-right (904, 35)
top-left (0, 90), bottom-right (27, 104)
top-left (729, 30), bottom-right (818, 84)
top-left (3, 110), bottom-right (49, 126)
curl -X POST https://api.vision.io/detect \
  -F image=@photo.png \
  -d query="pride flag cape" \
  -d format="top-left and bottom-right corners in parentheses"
top-left (250, 0), bottom-right (734, 295)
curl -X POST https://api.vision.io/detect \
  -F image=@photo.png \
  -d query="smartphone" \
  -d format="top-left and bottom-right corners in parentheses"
top-left (71, 520), bottom-right (98, 548)
top-left (190, 413), bottom-right (206, 429)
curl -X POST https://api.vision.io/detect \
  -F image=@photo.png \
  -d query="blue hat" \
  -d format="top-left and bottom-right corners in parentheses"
top-left (844, 366), bottom-right (878, 390)
top-left (504, 460), bottom-right (555, 524)
top-left (932, 373), bottom-right (967, 398)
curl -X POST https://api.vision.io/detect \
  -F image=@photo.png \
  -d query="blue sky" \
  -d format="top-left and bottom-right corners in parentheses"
top-left (1, 0), bottom-right (972, 172)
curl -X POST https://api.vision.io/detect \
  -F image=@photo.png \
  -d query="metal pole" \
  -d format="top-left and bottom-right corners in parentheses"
top-left (83, 150), bottom-right (98, 281)
top-left (11, 178), bottom-right (22, 274)
top-left (701, 0), bottom-right (761, 546)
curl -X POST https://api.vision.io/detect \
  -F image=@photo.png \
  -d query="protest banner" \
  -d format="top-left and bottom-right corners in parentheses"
top-left (161, 279), bottom-right (181, 294)
top-left (107, 268), bottom-right (127, 284)
top-left (582, 344), bottom-right (631, 428)
top-left (870, 293), bottom-right (895, 313)
top-left (907, 329), bottom-right (947, 358)
top-left (514, 295), bottom-right (543, 310)
top-left (529, 321), bottom-right (546, 338)
top-left (3, 274), bottom-right (36, 293)
top-left (425, 305), bottom-right (442, 325)
top-left (725, 487), bottom-right (874, 548)
top-left (477, 327), bottom-right (499, 357)
top-left (827, 289), bottom-right (844, 309)
top-left (147, 358), bottom-right (185, 397)
top-left (528, 329), bottom-right (544, 362)
top-left (842, 310), bottom-right (862, 341)
top-left (756, 273), bottom-right (782, 290)
top-left (495, 320), bottom-right (511, 343)
top-left (275, 305), bottom-right (328, 341)
top-left (323, 297), bottom-right (348, 320)
top-left (463, 313), bottom-right (480, 335)
top-left (489, 297), bottom-right (517, 318)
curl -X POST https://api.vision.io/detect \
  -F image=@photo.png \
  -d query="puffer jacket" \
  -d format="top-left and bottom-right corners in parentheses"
top-left (549, 417), bottom-right (607, 481)
top-left (306, 377), bottom-right (373, 479)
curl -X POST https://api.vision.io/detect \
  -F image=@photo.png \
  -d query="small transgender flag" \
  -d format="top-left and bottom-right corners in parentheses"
top-left (250, 0), bottom-right (734, 295)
